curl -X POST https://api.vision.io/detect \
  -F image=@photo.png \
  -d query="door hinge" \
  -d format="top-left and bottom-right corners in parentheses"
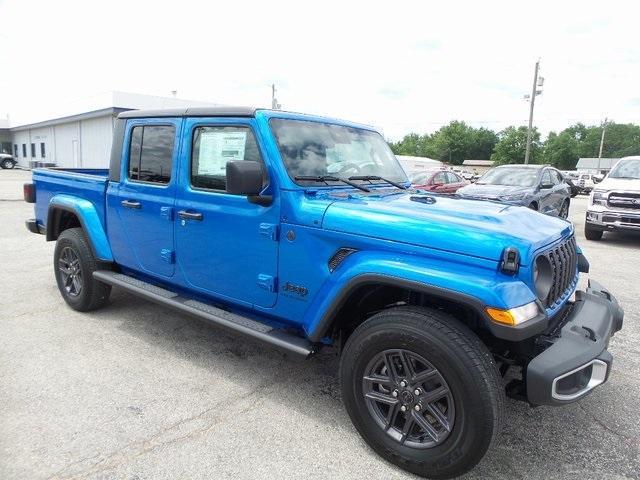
top-left (257, 274), bottom-right (276, 292)
top-left (259, 223), bottom-right (279, 241)
top-left (160, 206), bottom-right (174, 221)
top-left (160, 249), bottom-right (175, 264)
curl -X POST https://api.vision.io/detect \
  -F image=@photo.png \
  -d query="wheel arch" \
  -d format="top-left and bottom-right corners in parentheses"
top-left (46, 195), bottom-right (113, 262)
top-left (308, 274), bottom-right (491, 343)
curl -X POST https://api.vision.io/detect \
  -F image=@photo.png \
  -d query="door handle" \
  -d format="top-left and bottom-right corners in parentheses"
top-left (178, 210), bottom-right (203, 221)
top-left (121, 200), bottom-right (141, 209)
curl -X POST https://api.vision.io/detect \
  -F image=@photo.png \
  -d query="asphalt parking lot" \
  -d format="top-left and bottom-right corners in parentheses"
top-left (1, 168), bottom-right (638, 480)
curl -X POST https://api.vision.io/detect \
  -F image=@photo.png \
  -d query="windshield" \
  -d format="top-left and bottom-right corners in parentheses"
top-left (477, 167), bottom-right (539, 187)
top-left (608, 159), bottom-right (640, 179)
top-left (270, 119), bottom-right (408, 184)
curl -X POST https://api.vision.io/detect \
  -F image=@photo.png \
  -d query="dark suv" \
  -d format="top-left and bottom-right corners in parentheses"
top-left (457, 164), bottom-right (572, 218)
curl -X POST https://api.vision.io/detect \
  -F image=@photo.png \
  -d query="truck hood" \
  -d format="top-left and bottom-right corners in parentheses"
top-left (456, 183), bottom-right (532, 199)
top-left (322, 191), bottom-right (571, 263)
top-left (596, 177), bottom-right (640, 192)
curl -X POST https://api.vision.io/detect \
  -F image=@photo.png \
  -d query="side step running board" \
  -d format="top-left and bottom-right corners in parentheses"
top-left (93, 271), bottom-right (316, 359)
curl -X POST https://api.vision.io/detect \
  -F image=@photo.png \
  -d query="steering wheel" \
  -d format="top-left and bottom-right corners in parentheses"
top-left (335, 163), bottom-right (362, 176)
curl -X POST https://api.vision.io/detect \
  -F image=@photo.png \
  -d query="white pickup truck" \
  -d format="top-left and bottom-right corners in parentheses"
top-left (585, 156), bottom-right (640, 240)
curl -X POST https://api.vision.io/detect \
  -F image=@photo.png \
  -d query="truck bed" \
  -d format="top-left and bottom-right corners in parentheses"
top-left (32, 167), bottom-right (110, 231)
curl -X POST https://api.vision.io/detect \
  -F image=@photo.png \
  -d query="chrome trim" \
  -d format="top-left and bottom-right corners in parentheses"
top-left (551, 359), bottom-right (608, 401)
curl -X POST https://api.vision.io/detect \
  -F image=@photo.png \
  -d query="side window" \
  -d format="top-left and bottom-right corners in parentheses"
top-left (432, 172), bottom-right (447, 184)
top-left (191, 125), bottom-right (263, 191)
top-left (551, 170), bottom-right (563, 184)
top-left (541, 170), bottom-right (552, 186)
top-left (22, 144), bottom-right (26, 158)
top-left (128, 125), bottom-right (175, 184)
top-left (30, 143), bottom-right (36, 158)
top-left (445, 172), bottom-right (459, 183)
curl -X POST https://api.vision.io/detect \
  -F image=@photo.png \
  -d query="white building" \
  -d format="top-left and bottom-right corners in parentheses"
top-left (396, 155), bottom-right (442, 174)
top-left (9, 91), bottom-right (220, 168)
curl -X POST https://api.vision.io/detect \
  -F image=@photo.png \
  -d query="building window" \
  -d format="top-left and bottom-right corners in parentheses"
top-left (40, 142), bottom-right (46, 158)
top-left (22, 144), bottom-right (27, 158)
top-left (30, 143), bottom-right (36, 158)
top-left (128, 125), bottom-right (175, 184)
top-left (14, 144), bottom-right (18, 157)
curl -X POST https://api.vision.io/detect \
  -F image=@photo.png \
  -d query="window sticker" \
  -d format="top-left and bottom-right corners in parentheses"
top-left (197, 131), bottom-right (247, 175)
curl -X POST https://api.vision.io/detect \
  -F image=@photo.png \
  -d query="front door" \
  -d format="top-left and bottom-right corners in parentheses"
top-left (114, 119), bottom-right (181, 278)
top-left (175, 118), bottom-right (279, 308)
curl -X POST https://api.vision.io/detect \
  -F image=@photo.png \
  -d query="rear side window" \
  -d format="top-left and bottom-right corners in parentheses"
top-left (445, 172), bottom-right (460, 183)
top-left (433, 172), bottom-right (447, 184)
top-left (128, 125), bottom-right (175, 184)
top-left (191, 125), bottom-right (263, 191)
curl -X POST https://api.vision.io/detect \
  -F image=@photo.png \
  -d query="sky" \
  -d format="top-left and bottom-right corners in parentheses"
top-left (0, 0), bottom-right (638, 140)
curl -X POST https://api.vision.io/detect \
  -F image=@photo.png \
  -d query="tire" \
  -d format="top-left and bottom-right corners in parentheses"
top-left (1, 159), bottom-right (13, 169)
top-left (340, 306), bottom-right (503, 479)
top-left (528, 202), bottom-right (538, 211)
top-left (584, 224), bottom-right (603, 241)
top-left (54, 227), bottom-right (111, 311)
top-left (559, 200), bottom-right (569, 219)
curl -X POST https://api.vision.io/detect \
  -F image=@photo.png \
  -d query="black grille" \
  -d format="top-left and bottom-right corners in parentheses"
top-left (542, 236), bottom-right (578, 308)
top-left (328, 248), bottom-right (357, 272)
top-left (607, 192), bottom-right (640, 210)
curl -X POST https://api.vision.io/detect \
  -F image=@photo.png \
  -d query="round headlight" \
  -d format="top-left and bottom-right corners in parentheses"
top-left (534, 255), bottom-right (552, 303)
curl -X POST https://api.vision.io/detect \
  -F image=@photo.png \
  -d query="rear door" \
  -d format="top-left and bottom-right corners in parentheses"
top-left (112, 119), bottom-right (181, 278)
top-left (174, 118), bottom-right (279, 308)
top-left (539, 169), bottom-right (559, 214)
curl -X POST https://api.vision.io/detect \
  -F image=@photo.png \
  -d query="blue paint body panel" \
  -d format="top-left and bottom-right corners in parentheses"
top-left (28, 109), bottom-right (579, 342)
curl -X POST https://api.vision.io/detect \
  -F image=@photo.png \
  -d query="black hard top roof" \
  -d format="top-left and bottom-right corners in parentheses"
top-left (118, 106), bottom-right (257, 119)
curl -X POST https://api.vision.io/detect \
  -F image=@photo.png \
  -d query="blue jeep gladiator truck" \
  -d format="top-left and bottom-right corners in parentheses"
top-left (24, 107), bottom-right (623, 478)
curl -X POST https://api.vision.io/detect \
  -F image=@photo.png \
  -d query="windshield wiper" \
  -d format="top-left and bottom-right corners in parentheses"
top-left (348, 175), bottom-right (408, 190)
top-left (294, 175), bottom-right (370, 192)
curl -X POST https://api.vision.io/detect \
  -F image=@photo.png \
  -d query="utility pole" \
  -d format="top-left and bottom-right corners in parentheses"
top-left (524, 59), bottom-right (540, 164)
top-left (271, 84), bottom-right (281, 110)
top-left (597, 117), bottom-right (607, 173)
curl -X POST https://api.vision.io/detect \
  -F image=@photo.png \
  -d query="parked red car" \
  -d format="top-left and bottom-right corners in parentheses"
top-left (410, 168), bottom-right (469, 193)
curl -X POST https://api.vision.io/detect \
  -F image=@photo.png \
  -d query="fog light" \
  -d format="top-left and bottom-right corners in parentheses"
top-left (486, 301), bottom-right (540, 326)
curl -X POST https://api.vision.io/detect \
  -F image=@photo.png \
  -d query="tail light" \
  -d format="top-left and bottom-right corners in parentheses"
top-left (23, 183), bottom-right (36, 203)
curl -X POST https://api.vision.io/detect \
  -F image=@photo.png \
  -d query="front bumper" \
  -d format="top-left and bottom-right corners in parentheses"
top-left (526, 279), bottom-right (623, 406)
top-left (586, 208), bottom-right (640, 231)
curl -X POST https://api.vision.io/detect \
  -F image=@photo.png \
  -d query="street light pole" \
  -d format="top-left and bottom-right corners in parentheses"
top-left (524, 59), bottom-right (540, 165)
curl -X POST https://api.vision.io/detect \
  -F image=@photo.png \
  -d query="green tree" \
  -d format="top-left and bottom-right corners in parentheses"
top-left (491, 126), bottom-right (542, 165)
top-left (389, 133), bottom-right (431, 157)
top-left (543, 130), bottom-right (580, 169)
top-left (579, 122), bottom-right (640, 158)
top-left (469, 127), bottom-right (498, 160)
top-left (429, 121), bottom-right (474, 165)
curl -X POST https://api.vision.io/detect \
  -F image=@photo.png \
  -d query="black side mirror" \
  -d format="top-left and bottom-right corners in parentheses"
top-left (226, 161), bottom-right (272, 206)
top-left (226, 161), bottom-right (263, 195)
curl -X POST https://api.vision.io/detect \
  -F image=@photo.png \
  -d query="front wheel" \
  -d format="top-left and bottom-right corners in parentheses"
top-left (54, 228), bottom-right (111, 311)
top-left (584, 224), bottom-right (603, 241)
top-left (340, 306), bottom-right (503, 479)
top-left (1, 159), bottom-right (14, 169)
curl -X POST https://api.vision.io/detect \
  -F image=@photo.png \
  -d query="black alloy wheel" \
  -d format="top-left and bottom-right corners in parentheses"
top-left (58, 246), bottom-right (83, 297)
top-left (363, 348), bottom-right (455, 449)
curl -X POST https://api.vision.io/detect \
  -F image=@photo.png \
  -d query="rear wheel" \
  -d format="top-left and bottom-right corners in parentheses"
top-left (584, 224), bottom-right (603, 241)
top-left (528, 202), bottom-right (538, 211)
top-left (54, 228), bottom-right (111, 311)
top-left (340, 306), bottom-right (503, 479)
top-left (1, 159), bottom-right (14, 169)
